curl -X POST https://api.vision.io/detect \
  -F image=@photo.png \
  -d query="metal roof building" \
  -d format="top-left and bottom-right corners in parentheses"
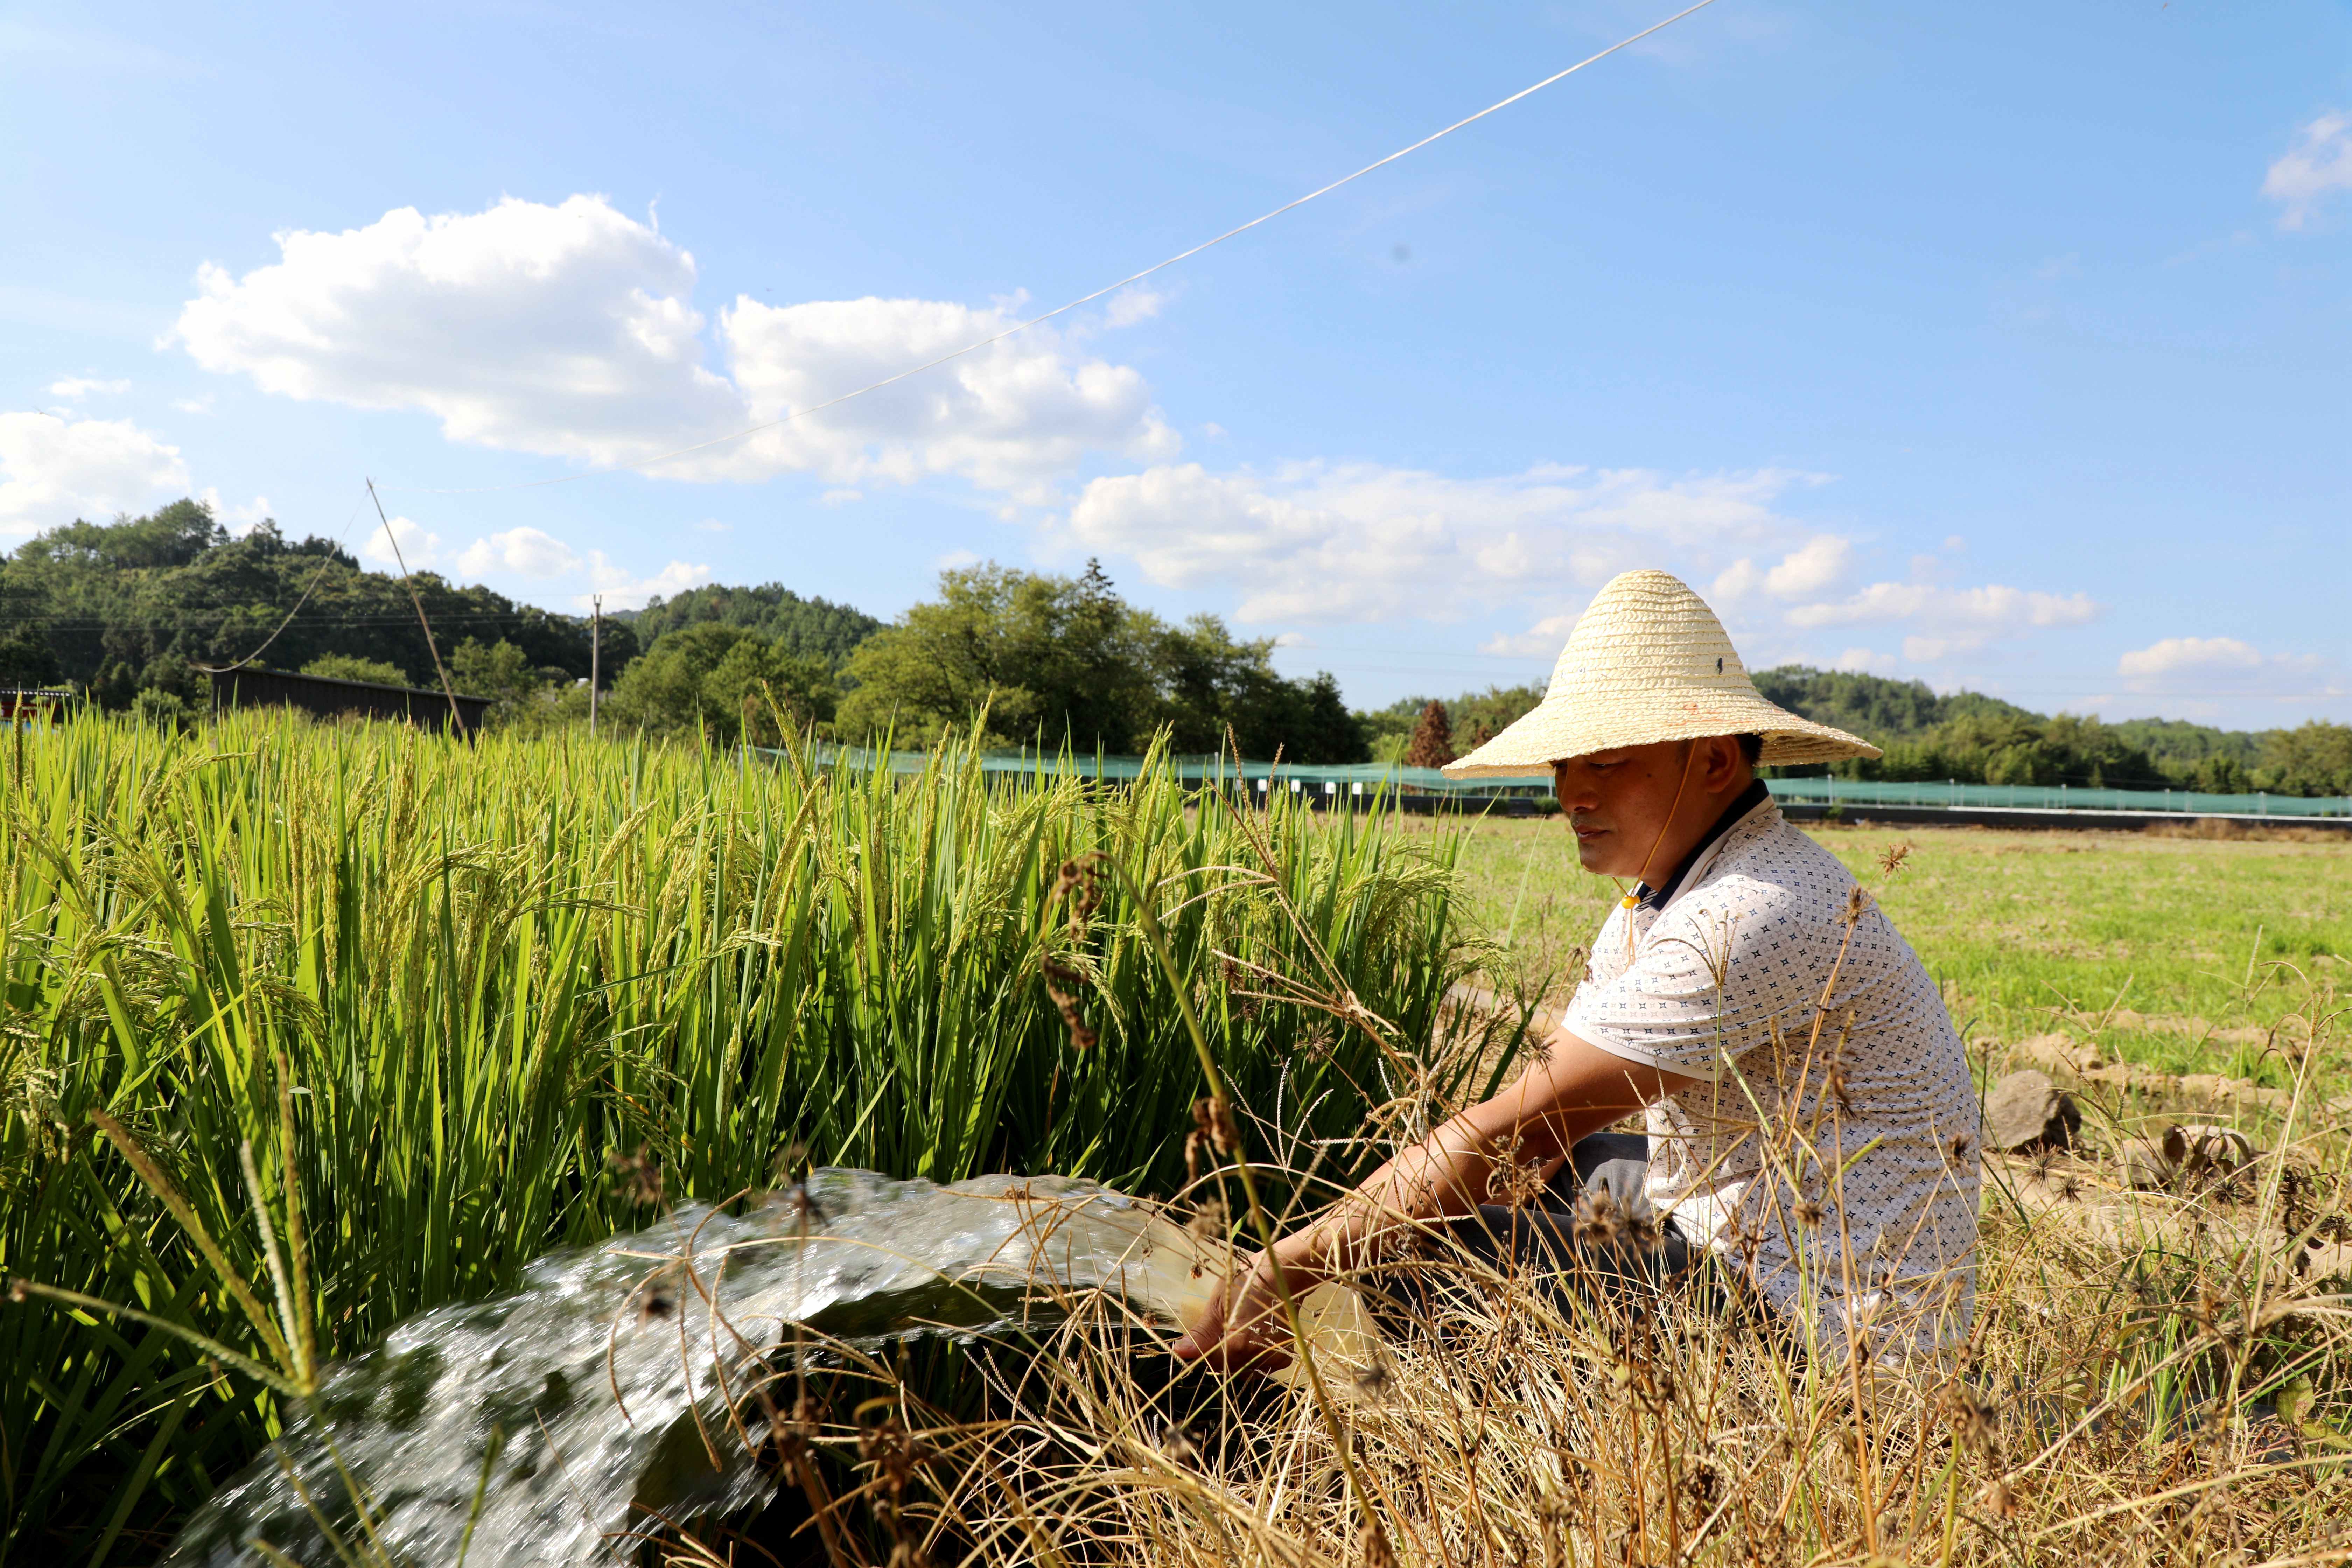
top-left (208, 668), bottom-right (491, 737)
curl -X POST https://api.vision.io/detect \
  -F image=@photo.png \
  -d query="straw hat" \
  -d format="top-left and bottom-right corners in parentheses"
top-left (1441, 569), bottom-right (1882, 778)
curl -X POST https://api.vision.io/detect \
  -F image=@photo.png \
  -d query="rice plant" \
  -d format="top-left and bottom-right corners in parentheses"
top-left (0, 711), bottom-right (1510, 1563)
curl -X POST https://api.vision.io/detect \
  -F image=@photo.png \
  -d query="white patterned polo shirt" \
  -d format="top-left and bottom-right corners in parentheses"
top-left (1562, 795), bottom-right (1981, 1361)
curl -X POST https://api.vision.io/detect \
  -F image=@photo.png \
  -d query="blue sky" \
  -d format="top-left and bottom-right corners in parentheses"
top-left (3, 1), bottom-right (2346, 727)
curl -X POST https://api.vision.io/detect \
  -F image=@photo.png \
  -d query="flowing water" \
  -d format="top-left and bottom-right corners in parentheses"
top-left (164, 1169), bottom-right (1223, 1567)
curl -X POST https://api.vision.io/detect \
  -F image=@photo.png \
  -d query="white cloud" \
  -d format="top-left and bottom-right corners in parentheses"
top-left (1785, 580), bottom-right (2102, 659)
top-left (820, 488), bottom-right (863, 506)
top-left (457, 525), bottom-right (582, 578)
top-left (1065, 460), bottom-right (1822, 623)
top-left (198, 486), bottom-right (273, 532)
top-left (362, 514), bottom-right (440, 569)
top-left (1832, 648), bottom-right (1890, 673)
top-left (716, 294), bottom-right (1176, 499)
top-left (394, 517), bottom-right (711, 610)
top-left (48, 376), bottom-right (129, 399)
top-left (578, 552), bottom-right (709, 610)
top-left (1713, 534), bottom-right (1853, 604)
top-left (0, 411), bottom-right (188, 537)
top-left (932, 548), bottom-right (982, 571)
top-left (2117, 636), bottom-right (2264, 679)
top-left (1480, 613), bottom-right (1578, 658)
top-left (2264, 112), bottom-right (2352, 231)
top-left (1764, 534), bottom-right (1851, 597)
top-left (693, 518), bottom-right (729, 532)
top-left (172, 196), bottom-right (739, 463)
top-left (2113, 635), bottom-right (2340, 707)
top-left (173, 394), bottom-right (215, 414)
top-left (1103, 287), bottom-right (1166, 328)
top-left (1710, 559), bottom-right (1763, 602)
top-left (170, 195), bottom-right (1175, 499)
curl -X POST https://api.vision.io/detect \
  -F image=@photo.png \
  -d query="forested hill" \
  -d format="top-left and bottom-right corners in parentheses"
top-left (1748, 665), bottom-right (2038, 738)
top-left (0, 500), bottom-right (625, 708)
top-left (617, 583), bottom-right (880, 669)
top-left (0, 502), bottom-right (1375, 762)
top-left (6, 500), bottom-right (2341, 789)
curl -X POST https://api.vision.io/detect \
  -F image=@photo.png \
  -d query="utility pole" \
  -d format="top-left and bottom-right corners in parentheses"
top-left (589, 595), bottom-right (602, 738)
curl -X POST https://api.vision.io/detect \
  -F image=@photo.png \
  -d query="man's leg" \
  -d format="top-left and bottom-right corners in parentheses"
top-left (1557, 1130), bottom-right (1653, 1213)
top-left (1360, 1134), bottom-right (1690, 1332)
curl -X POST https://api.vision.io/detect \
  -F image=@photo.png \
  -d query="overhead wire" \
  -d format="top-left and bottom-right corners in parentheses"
top-left (385, 0), bottom-right (1722, 497)
top-left (191, 483), bottom-right (376, 674)
top-left (367, 478), bottom-right (468, 729)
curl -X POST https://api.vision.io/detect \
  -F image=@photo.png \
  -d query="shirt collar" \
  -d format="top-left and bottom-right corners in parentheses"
top-left (1633, 777), bottom-right (1772, 911)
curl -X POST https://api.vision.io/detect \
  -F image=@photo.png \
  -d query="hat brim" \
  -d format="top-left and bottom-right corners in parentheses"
top-left (1440, 690), bottom-right (1881, 779)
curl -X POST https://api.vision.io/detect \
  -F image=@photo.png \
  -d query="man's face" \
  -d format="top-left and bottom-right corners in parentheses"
top-left (1552, 738), bottom-right (1740, 878)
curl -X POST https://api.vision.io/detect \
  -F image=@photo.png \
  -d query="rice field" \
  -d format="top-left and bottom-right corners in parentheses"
top-left (0, 714), bottom-right (1504, 1563)
top-left (6, 727), bottom-right (2350, 1566)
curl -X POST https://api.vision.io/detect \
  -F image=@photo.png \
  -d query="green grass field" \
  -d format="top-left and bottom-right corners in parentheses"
top-left (1432, 813), bottom-right (2350, 1088)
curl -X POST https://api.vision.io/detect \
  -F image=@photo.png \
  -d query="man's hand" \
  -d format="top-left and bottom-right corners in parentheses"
top-left (1169, 1250), bottom-right (1298, 1372)
top-left (1170, 1029), bottom-right (1692, 1375)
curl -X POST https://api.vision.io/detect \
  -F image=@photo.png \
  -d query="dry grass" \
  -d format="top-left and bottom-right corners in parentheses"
top-left (636, 822), bottom-right (2352, 1568)
top-left (671, 1046), bottom-right (2352, 1567)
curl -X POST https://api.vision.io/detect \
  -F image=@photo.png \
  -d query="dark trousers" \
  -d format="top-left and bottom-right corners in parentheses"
top-left (1449, 1132), bottom-right (1693, 1288)
top-left (1366, 1133), bottom-right (1732, 1332)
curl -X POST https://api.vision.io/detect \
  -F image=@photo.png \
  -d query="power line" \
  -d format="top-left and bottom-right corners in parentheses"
top-left (0, 609), bottom-right (595, 633)
top-left (384, 0), bottom-right (1722, 498)
top-left (368, 478), bottom-right (467, 731)
top-left (193, 483), bottom-right (376, 674)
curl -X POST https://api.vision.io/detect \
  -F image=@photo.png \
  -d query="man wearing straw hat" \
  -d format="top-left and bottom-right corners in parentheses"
top-left (1176, 569), bottom-right (1981, 1367)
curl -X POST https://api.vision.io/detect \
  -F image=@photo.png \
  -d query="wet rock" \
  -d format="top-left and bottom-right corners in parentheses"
top-left (1985, 1069), bottom-right (2079, 1153)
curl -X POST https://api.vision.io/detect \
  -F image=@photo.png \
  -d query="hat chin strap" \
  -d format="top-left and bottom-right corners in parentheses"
top-left (1618, 741), bottom-right (1702, 955)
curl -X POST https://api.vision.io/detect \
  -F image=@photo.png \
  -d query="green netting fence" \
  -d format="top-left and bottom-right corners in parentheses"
top-left (784, 744), bottom-right (2350, 818)
top-left (1759, 775), bottom-right (2348, 817)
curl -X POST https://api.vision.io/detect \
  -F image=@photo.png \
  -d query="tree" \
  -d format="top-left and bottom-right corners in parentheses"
top-left (1229, 670), bottom-right (1367, 764)
top-left (1402, 701), bottom-right (1456, 769)
top-left (447, 637), bottom-right (579, 730)
top-left (1154, 615), bottom-right (1366, 761)
top-left (836, 560), bottom-right (1369, 762)
top-left (2257, 721), bottom-right (2352, 797)
top-left (1360, 684), bottom-right (1539, 764)
top-left (623, 583), bottom-right (881, 669)
top-left (0, 571), bottom-right (60, 686)
top-left (839, 561), bottom-right (1166, 752)
top-left (2192, 753), bottom-right (2249, 794)
top-left (0, 501), bottom-right (631, 700)
top-left (602, 622), bottom-right (837, 744)
top-left (302, 653), bottom-right (410, 686)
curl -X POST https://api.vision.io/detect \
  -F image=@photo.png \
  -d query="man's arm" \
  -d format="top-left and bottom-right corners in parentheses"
top-left (1170, 1028), bottom-right (1697, 1368)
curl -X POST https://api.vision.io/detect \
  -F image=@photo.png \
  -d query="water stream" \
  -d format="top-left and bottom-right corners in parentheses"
top-left (163, 1169), bottom-right (1224, 1567)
